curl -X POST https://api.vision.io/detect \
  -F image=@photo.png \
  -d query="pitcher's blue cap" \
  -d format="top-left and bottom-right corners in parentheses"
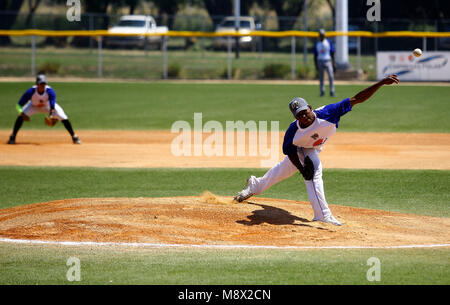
top-left (289, 97), bottom-right (309, 117)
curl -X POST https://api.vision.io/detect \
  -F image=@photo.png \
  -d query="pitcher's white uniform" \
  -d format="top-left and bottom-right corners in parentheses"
top-left (20, 85), bottom-right (68, 120)
top-left (246, 98), bottom-right (352, 220)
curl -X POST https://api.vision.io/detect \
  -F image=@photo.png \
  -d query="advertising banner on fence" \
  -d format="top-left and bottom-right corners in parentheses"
top-left (377, 51), bottom-right (450, 81)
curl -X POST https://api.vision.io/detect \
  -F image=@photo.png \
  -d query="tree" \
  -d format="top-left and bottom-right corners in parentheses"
top-left (348, 0), bottom-right (450, 20)
top-left (202, 0), bottom-right (261, 25)
top-left (265, 0), bottom-right (306, 31)
top-left (25, 0), bottom-right (43, 27)
top-left (125, 0), bottom-right (140, 14)
top-left (203, 0), bottom-right (232, 25)
top-left (150, 0), bottom-right (184, 29)
top-left (0, 0), bottom-right (25, 44)
top-left (325, 0), bottom-right (335, 26)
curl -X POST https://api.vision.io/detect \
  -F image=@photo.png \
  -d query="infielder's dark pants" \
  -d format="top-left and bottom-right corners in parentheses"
top-left (318, 60), bottom-right (334, 95)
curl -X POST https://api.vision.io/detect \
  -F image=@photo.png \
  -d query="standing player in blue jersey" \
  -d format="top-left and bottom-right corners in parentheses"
top-left (234, 74), bottom-right (399, 226)
top-left (314, 29), bottom-right (336, 97)
top-left (7, 74), bottom-right (81, 145)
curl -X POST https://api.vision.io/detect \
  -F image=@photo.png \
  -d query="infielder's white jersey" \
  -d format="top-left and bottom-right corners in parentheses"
top-left (18, 85), bottom-right (68, 120)
top-left (18, 85), bottom-right (56, 108)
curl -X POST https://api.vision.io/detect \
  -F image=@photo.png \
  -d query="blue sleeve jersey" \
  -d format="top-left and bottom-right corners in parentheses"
top-left (329, 40), bottom-right (335, 55)
top-left (18, 86), bottom-right (56, 109)
top-left (283, 98), bottom-right (352, 155)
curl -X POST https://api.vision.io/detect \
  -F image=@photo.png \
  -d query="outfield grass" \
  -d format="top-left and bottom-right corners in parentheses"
top-left (0, 243), bottom-right (448, 285)
top-left (0, 166), bottom-right (448, 217)
top-left (0, 81), bottom-right (448, 286)
top-left (0, 46), bottom-right (376, 80)
top-left (1, 82), bottom-right (449, 132)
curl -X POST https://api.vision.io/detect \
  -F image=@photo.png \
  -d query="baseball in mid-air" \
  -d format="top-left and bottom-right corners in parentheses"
top-left (413, 48), bottom-right (422, 57)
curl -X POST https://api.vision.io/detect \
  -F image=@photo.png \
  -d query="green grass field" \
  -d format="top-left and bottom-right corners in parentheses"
top-left (1, 82), bottom-right (449, 132)
top-left (0, 81), bottom-right (448, 286)
top-left (0, 167), bottom-right (448, 217)
top-left (1, 244), bottom-right (448, 285)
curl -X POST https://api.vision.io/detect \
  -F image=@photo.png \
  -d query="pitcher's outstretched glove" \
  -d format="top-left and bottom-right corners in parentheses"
top-left (300, 156), bottom-right (315, 181)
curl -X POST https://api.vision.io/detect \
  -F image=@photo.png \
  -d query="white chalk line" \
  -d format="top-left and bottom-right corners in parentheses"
top-left (0, 238), bottom-right (449, 250)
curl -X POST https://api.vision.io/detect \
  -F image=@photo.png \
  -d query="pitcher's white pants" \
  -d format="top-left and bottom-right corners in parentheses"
top-left (250, 147), bottom-right (331, 220)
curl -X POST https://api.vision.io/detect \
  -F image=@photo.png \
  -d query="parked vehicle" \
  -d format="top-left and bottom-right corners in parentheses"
top-left (213, 16), bottom-right (261, 50)
top-left (106, 15), bottom-right (168, 49)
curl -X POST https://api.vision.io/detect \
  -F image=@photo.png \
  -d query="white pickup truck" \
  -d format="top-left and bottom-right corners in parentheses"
top-left (106, 15), bottom-right (169, 49)
top-left (213, 16), bottom-right (261, 50)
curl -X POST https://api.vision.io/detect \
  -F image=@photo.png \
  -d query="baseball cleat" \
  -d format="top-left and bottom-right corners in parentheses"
top-left (7, 135), bottom-right (15, 144)
top-left (313, 215), bottom-right (343, 226)
top-left (72, 135), bottom-right (82, 144)
top-left (234, 176), bottom-right (256, 202)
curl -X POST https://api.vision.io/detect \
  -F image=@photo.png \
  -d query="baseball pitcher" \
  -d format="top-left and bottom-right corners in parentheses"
top-left (234, 74), bottom-right (400, 226)
top-left (7, 74), bottom-right (81, 145)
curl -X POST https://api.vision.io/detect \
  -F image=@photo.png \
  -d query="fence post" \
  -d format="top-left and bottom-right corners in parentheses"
top-left (422, 36), bottom-right (427, 52)
top-left (31, 35), bottom-right (36, 76)
top-left (374, 22), bottom-right (378, 55)
top-left (98, 36), bottom-right (103, 78)
top-left (258, 33), bottom-right (263, 59)
top-left (357, 36), bottom-right (361, 79)
top-left (291, 36), bottom-right (296, 79)
top-left (144, 35), bottom-right (149, 57)
top-left (89, 14), bottom-right (94, 54)
top-left (201, 16), bottom-right (206, 58)
top-left (434, 20), bottom-right (438, 51)
top-left (227, 36), bottom-right (232, 79)
top-left (162, 36), bottom-right (168, 79)
top-left (303, 0), bottom-right (308, 65)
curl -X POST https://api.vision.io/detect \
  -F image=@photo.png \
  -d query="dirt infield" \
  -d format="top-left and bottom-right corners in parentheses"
top-left (0, 193), bottom-right (449, 248)
top-left (1, 130), bottom-right (449, 169)
top-left (1, 130), bottom-right (449, 248)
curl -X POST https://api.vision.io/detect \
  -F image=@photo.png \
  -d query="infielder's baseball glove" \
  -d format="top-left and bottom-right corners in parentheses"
top-left (300, 156), bottom-right (315, 180)
top-left (45, 116), bottom-right (58, 127)
top-left (20, 113), bottom-right (30, 121)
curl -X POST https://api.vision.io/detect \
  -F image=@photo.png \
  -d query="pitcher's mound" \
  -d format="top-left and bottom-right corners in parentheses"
top-left (0, 192), bottom-right (449, 248)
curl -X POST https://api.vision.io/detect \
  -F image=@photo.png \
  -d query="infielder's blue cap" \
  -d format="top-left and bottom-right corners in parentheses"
top-left (289, 97), bottom-right (309, 117)
top-left (36, 74), bottom-right (47, 84)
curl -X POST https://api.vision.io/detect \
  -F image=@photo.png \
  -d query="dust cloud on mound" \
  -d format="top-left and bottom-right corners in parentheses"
top-left (200, 191), bottom-right (237, 205)
top-left (0, 194), bottom-right (449, 248)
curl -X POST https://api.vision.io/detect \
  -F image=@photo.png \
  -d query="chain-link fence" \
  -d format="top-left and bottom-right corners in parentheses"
top-left (1, 12), bottom-right (449, 80)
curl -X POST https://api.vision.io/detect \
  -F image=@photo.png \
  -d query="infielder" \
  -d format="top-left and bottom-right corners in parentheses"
top-left (7, 74), bottom-right (81, 145)
top-left (234, 74), bottom-right (400, 226)
top-left (314, 29), bottom-right (336, 97)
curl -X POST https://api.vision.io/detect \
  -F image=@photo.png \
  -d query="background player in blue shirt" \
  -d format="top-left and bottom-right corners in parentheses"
top-left (314, 29), bottom-right (336, 97)
top-left (235, 74), bottom-right (399, 226)
top-left (7, 74), bottom-right (81, 145)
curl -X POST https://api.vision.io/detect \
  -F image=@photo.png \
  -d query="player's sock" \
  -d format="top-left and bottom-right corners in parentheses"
top-left (62, 119), bottom-right (75, 137)
top-left (12, 115), bottom-right (24, 137)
